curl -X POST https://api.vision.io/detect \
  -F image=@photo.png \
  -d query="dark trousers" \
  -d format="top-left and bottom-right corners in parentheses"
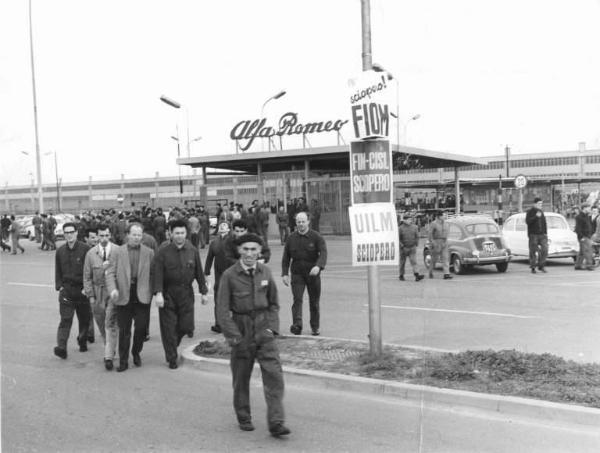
top-left (291, 273), bottom-right (321, 331)
top-left (231, 339), bottom-right (284, 427)
top-left (278, 226), bottom-right (289, 245)
top-left (575, 237), bottom-right (594, 268)
top-left (56, 294), bottom-right (90, 350)
top-left (158, 294), bottom-right (195, 362)
top-left (191, 232), bottom-right (200, 248)
top-left (213, 277), bottom-right (221, 326)
top-left (528, 234), bottom-right (548, 269)
top-left (399, 245), bottom-right (419, 275)
top-left (116, 288), bottom-right (150, 366)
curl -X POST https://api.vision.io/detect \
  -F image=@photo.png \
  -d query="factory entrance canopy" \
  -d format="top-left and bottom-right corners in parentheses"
top-left (176, 145), bottom-right (485, 174)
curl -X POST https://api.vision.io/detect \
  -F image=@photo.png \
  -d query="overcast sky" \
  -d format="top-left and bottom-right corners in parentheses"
top-left (1, 0), bottom-right (599, 187)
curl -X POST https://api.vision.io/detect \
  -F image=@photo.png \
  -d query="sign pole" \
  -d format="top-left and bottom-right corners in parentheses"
top-left (361, 0), bottom-right (382, 356)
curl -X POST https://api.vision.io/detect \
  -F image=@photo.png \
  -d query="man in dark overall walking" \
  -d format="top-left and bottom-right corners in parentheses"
top-left (153, 219), bottom-right (208, 369)
top-left (217, 233), bottom-right (290, 437)
top-left (281, 211), bottom-right (327, 336)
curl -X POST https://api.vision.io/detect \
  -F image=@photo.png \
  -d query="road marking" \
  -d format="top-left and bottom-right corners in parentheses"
top-left (371, 304), bottom-right (540, 319)
top-left (6, 282), bottom-right (53, 288)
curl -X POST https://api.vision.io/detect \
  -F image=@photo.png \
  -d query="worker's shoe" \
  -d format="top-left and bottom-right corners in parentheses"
top-left (168, 360), bottom-right (178, 370)
top-left (443, 274), bottom-right (453, 280)
top-left (311, 329), bottom-right (320, 336)
top-left (54, 347), bottom-right (67, 359)
top-left (238, 420), bottom-right (255, 431)
top-left (290, 325), bottom-right (302, 335)
top-left (210, 325), bottom-right (222, 333)
top-left (269, 423), bottom-right (291, 437)
top-left (415, 273), bottom-right (424, 281)
top-left (398, 275), bottom-right (405, 281)
top-left (428, 271), bottom-right (434, 279)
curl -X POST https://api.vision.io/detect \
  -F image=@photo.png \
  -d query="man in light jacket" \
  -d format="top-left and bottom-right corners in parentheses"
top-left (83, 224), bottom-right (119, 370)
top-left (105, 223), bottom-right (154, 372)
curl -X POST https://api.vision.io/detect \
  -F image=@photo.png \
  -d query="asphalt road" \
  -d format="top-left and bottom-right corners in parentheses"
top-left (268, 238), bottom-right (600, 363)
top-left (1, 238), bottom-right (599, 452)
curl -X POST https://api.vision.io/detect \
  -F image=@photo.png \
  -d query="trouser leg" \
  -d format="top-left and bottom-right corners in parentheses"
top-left (231, 344), bottom-right (256, 422)
top-left (257, 340), bottom-right (285, 427)
top-left (117, 303), bottom-right (134, 365)
top-left (441, 244), bottom-right (450, 274)
top-left (290, 274), bottom-right (307, 330)
top-left (408, 246), bottom-right (419, 274)
top-left (87, 301), bottom-right (95, 339)
top-left (92, 299), bottom-right (107, 341)
top-left (159, 299), bottom-right (179, 362)
top-left (279, 227), bottom-right (285, 244)
top-left (528, 235), bottom-right (539, 268)
top-left (580, 237), bottom-right (594, 267)
top-left (306, 274), bottom-right (321, 331)
top-left (176, 297), bottom-right (195, 344)
top-left (399, 250), bottom-right (407, 275)
top-left (538, 235), bottom-right (548, 268)
top-left (57, 296), bottom-right (75, 350)
top-left (74, 299), bottom-right (91, 345)
top-left (132, 301), bottom-right (150, 355)
top-left (213, 280), bottom-right (220, 326)
top-left (104, 301), bottom-right (118, 360)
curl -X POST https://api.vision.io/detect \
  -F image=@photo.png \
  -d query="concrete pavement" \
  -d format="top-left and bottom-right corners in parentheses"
top-left (2, 239), bottom-right (600, 452)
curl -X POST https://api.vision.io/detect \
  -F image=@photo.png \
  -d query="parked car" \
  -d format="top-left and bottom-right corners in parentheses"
top-left (17, 216), bottom-right (34, 238)
top-left (502, 212), bottom-right (579, 261)
top-left (423, 214), bottom-right (511, 274)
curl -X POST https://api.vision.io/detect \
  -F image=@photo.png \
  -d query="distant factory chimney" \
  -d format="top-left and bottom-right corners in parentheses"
top-left (578, 142), bottom-right (586, 152)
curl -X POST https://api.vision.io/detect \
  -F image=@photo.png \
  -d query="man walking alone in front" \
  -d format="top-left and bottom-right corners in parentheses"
top-left (217, 233), bottom-right (290, 437)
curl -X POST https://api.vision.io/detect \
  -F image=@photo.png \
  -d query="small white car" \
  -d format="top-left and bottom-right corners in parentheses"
top-left (502, 212), bottom-right (579, 260)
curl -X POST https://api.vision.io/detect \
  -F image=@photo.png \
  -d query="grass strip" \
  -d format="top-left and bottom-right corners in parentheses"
top-left (193, 337), bottom-right (600, 409)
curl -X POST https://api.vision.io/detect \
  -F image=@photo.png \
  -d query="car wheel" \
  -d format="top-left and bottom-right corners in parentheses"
top-left (496, 262), bottom-right (508, 273)
top-left (451, 254), bottom-right (465, 275)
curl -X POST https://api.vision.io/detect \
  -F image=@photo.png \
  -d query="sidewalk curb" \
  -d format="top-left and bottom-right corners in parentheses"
top-left (182, 344), bottom-right (600, 428)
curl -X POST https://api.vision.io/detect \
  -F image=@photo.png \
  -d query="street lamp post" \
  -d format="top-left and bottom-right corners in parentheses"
top-left (28, 0), bottom-right (43, 213)
top-left (260, 90), bottom-right (286, 151)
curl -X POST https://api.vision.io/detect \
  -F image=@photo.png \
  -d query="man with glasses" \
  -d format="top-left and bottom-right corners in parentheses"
top-left (54, 222), bottom-right (91, 359)
top-left (84, 225), bottom-right (119, 370)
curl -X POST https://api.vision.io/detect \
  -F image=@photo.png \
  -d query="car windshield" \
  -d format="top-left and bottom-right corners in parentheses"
top-left (547, 216), bottom-right (568, 229)
top-left (465, 223), bottom-right (500, 235)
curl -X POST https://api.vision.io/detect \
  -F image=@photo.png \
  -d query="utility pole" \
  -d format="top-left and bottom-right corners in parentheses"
top-left (29, 0), bottom-right (43, 213)
top-left (360, 0), bottom-right (382, 356)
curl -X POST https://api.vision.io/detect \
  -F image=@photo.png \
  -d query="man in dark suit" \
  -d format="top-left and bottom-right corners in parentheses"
top-left (525, 197), bottom-right (548, 274)
top-left (106, 223), bottom-right (154, 372)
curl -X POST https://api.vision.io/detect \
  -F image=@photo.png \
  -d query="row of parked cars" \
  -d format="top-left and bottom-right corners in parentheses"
top-left (17, 214), bottom-right (75, 240)
top-left (424, 212), bottom-right (580, 274)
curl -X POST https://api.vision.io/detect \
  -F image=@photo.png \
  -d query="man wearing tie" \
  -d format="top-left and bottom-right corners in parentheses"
top-left (83, 224), bottom-right (118, 370)
top-left (106, 223), bottom-right (154, 372)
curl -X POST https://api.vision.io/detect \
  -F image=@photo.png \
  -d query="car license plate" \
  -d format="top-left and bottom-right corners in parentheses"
top-left (483, 242), bottom-right (497, 253)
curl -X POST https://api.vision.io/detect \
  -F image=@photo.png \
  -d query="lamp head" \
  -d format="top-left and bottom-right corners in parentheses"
top-left (160, 95), bottom-right (181, 109)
